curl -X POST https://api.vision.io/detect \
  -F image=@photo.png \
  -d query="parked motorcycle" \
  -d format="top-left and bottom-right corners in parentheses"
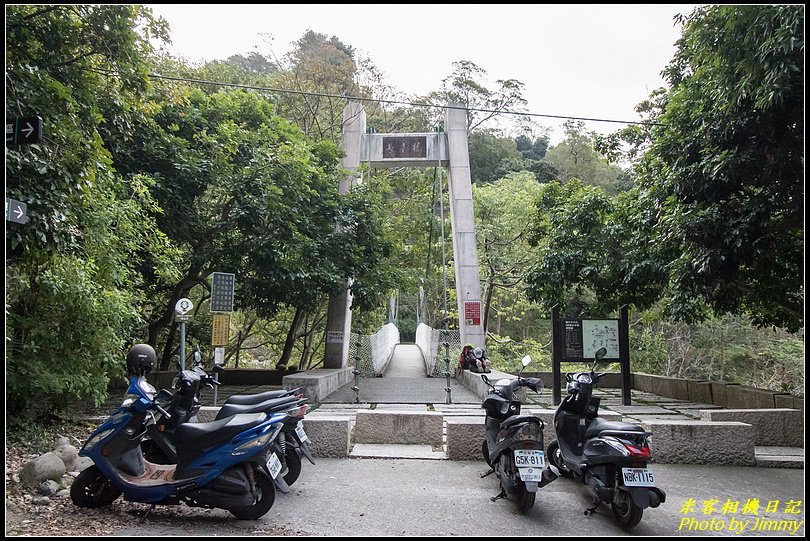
top-left (71, 344), bottom-right (289, 519)
top-left (547, 347), bottom-right (666, 528)
top-left (480, 355), bottom-right (559, 514)
top-left (142, 345), bottom-right (314, 487)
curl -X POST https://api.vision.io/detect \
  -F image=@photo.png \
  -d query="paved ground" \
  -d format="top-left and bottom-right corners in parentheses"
top-left (84, 373), bottom-right (805, 536)
top-left (112, 459), bottom-right (805, 536)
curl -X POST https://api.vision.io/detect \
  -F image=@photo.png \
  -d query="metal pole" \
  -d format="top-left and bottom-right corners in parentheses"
top-left (443, 316), bottom-right (452, 404)
top-left (213, 371), bottom-right (219, 407)
top-left (551, 305), bottom-right (560, 406)
top-left (179, 321), bottom-right (186, 371)
top-left (352, 334), bottom-right (362, 404)
top-left (235, 330), bottom-right (241, 368)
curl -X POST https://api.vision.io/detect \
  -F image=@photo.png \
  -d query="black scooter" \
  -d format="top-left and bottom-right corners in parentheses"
top-left (142, 346), bottom-right (313, 488)
top-left (547, 347), bottom-right (666, 528)
top-left (480, 355), bottom-right (559, 514)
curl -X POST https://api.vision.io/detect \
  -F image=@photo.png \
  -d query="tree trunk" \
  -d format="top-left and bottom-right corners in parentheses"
top-left (482, 264), bottom-right (496, 336)
top-left (278, 307), bottom-right (305, 368)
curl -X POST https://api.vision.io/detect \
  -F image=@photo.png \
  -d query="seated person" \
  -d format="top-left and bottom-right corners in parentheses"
top-left (465, 347), bottom-right (492, 373)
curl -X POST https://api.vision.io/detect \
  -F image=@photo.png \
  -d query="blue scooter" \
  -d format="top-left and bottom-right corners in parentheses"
top-left (71, 344), bottom-right (289, 520)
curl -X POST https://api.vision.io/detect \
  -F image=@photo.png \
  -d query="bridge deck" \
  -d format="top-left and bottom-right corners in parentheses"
top-left (382, 344), bottom-right (426, 378)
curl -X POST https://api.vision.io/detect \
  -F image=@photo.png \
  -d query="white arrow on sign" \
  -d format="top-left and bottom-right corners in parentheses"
top-left (14, 205), bottom-right (23, 219)
top-left (21, 122), bottom-right (34, 138)
top-left (175, 298), bottom-right (193, 314)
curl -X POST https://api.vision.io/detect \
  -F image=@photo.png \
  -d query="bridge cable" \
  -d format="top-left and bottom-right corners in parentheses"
top-left (437, 160), bottom-right (453, 405)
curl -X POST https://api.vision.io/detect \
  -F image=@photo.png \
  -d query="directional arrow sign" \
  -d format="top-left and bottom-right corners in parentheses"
top-left (6, 198), bottom-right (29, 224)
top-left (6, 116), bottom-right (43, 145)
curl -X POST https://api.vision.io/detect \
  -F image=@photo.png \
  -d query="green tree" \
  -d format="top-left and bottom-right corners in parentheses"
top-left (468, 131), bottom-right (525, 184)
top-left (474, 172), bottom-right (543, 334)
top-left (542, 120), bottom-right (628, 194)
top-left (607, 5), bottom-right (804, 330)
top-left (5, 5), bottom-right (174, 416)
top-left (529, 6), bottom-right (803, 332)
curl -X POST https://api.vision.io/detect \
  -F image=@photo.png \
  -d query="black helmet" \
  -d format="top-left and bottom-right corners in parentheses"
top-left (127, 344), bottom-right (156, 376)
top-left (473, 347), bottom-right (484, 359)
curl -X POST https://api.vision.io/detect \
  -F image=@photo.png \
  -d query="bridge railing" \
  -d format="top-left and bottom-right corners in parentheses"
top-left (416, 322), bottom-right (461, 377)
top-left (349, 322), bottom-right (400, 377)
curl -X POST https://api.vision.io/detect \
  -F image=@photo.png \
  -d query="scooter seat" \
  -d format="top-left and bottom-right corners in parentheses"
top-left (173, 412), bottom-right (267, 450)
top-left (585, 417), bottom-right (646, 439)
top-left (215, 395), bottom-right (300, 420)
top-left (500, 415), bottom-right (542, 431)
top-left (225, 388), bottom-right (298, 405)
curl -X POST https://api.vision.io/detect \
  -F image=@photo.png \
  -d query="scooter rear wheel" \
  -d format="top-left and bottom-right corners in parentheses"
top-left (70, 465), bottom-right (122, 508)
top-left (611, 488), bottom-right (643, 528)
top-left (229, 472), bottom-right (276, 520)
top-left (515, 481), bottom-right (536, 514)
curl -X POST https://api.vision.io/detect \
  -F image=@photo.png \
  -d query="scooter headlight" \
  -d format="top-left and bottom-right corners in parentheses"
top-left (83, 428), bottom-right (115, 452)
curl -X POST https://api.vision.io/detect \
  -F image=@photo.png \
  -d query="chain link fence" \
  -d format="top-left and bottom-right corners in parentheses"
top-left (349, 323), bottom-right (400, 377)
top-left (416, 323), bottom-right (462, 377)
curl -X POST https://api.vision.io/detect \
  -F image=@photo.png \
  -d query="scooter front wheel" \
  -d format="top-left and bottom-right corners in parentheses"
top-left (70, 465), bottom-right (122, 508)
top-left (229, 472), bottom-right (276, 520)
top-left (611, 488), bottom-right (643, 528)
top-left (546, 440), bottom-right (573, 479)
top-left (481, 439), bottom-right (491, 467)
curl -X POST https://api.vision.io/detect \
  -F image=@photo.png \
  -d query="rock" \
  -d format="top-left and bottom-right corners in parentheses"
top-left (54, 444), bottom-right (79, 471)
top-left (32, 496), bottom-right (51, 506)
top-left (20, 452), bottom-right (66, 488)
top-left (55, 436), bottom-right (71, 448)
top-left (54, 489), bottom-right (70, 499)
top-left (38, 479), bottom-right (61, 496)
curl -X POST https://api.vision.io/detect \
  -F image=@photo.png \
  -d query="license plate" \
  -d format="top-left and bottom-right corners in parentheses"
top-left (266, 452), bottom-right (282, 479)
top-left (295, 422), bottom-right (309, 443)
top-left (518, 467), bottom-right (543, 482)
top-left (514, 449), bottom-right (545, 468)
top-left (622, 467), bottom-right (655, 487)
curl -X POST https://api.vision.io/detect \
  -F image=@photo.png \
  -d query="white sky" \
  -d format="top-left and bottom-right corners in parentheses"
top-left (146, 4), bottom-right (698, 144)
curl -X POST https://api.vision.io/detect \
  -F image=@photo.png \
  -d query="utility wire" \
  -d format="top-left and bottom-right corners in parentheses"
top-left (93, 68), bottom-right (661, 127)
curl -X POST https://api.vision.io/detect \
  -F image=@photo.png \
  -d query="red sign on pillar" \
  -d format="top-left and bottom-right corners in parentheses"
top-left (464, 301), bottom-right (481, 326)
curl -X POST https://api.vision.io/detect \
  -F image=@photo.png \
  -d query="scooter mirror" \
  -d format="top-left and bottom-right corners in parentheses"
top-left (592, 346), bottom-right (608, 371)
top-left (521, 355), bottom-right (532, 367)
top-left (481, 374), bottom-right (490, 385)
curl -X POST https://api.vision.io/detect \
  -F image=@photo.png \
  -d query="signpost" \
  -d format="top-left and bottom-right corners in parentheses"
top-left (551, 305), bottom-right (632, 406)
top-left (209, 272), bottom-right (235, 405)
top-left (210, 272), bottom-right (235, 313)
top-left (6, 198), bottom-right (28, 224)
top-left (6, 116), bottom-right (43, 145)
top-left (211, 313), bottom-right (230, 347)
top-left (175, 298), bottom-right (193, 370)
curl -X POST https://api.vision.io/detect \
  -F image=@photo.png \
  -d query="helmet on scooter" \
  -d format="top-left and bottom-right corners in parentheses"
top-left (126, 343), bottom-right (156, 376)
top-left (473, 347), bottom-right (485, 359)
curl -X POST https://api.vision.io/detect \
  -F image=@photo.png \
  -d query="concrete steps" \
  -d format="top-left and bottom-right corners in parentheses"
top-left (305, 404), bottom-right (804, 468)
top-left (350, 443), bottom-right (446, 460)
top-left (755, 446), bottom-right (805, 469)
